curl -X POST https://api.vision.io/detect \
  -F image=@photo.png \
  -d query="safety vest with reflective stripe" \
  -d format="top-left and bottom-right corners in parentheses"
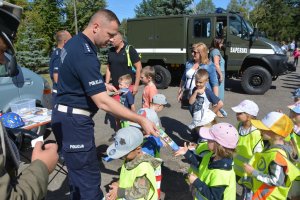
top-left (293, 132), bottom-right (300, 180)
top-left (234, 123), bottom-right (263, 177)
top-left (118, 161), bottom-right (158, 200)
top-left (195, 152), bottom-right (236, 200)
top-left (240, 148), bottom-right (300, 200)
top-left (187, 142), bottom-right (209, 176)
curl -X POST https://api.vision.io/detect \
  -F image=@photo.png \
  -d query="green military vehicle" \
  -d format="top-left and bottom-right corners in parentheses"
top-left (127, 11), bottom-right (292, 94)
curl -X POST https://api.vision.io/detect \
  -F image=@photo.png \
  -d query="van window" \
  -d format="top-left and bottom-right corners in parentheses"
top-left (194, 18), bottom-right (211, 38)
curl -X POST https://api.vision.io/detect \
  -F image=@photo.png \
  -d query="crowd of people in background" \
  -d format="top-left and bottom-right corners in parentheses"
top-left (281, 40), bottom-right (299, 67)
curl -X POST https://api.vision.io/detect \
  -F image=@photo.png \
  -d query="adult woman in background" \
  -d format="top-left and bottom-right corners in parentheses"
top-left (210, 37), bottom-right (225, 101)
top-left (210, 37), bottom-right (227, 117)
top-left (178, 42), bottom-right (218, 110)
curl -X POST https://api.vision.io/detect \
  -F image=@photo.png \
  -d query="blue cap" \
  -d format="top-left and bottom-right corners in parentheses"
top-left (292, 88), bottom-right (300, 98)
top-left (291, 105), bottom-right (300, 114)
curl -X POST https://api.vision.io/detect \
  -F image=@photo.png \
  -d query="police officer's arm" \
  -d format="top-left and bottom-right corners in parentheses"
top-left (91, 92), bottom-right (158, 136)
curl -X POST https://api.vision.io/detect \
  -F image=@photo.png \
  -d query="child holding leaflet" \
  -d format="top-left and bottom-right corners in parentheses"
top-left (175, 123), bottom-right (238, 200)
top-left (106, 127), bottom-right (161, 200)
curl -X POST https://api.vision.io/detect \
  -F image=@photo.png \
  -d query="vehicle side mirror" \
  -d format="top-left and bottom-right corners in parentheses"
top-left (6, 53), bottom-right (18, 77)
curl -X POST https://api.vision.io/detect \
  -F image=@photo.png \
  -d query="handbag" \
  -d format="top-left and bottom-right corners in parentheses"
top-left (181, 70), bottom-right (197, 109)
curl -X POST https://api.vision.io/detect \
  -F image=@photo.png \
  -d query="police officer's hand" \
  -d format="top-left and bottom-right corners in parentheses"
top-left (105, 83), bottom-right (118, 93)
top-left (31, 141), bottom-right (58, 174)
top-left (243, 163), bottom-right (254, 175)
top-left (138, 117), bottom-right (158, 136)
top-left (107, 182), bottom-right (119, 200)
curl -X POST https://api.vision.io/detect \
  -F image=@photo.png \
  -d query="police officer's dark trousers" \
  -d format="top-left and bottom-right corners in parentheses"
top-left (51, 106), bottom-right (103, 200)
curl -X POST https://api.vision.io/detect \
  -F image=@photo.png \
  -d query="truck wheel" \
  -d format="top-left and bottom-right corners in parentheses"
top-left (154, 65), bottom-right (171, 89)
top-left (241, 66), bottom-right (272, 94)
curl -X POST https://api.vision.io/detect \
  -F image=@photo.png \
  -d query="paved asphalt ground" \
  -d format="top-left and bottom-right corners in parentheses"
top-left (21, 62), bottom-right (299, 200)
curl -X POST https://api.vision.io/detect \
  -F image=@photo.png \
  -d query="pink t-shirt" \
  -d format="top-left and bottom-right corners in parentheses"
top-left (142, 83), bottom-right (158, 108)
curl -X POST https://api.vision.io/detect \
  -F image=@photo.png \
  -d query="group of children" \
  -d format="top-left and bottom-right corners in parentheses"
top-left (104, 63), bottom-right (300, 200)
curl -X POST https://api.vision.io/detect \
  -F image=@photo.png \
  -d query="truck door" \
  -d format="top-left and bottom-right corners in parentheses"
top-left (224, 14), bottom-right (252, 71)
top-left (188, 17), bottom-right (213, 59)
top-left (0, 52), bottom-right (20, 112)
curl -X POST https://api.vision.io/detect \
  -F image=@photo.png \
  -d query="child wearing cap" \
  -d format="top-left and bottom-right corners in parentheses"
top-left (135, 94), bottom-right (169, 199)
top-left (288, 104), bottom-right (300, 200)
top-left (141, 66), bottom-right (158, 108)
top-left (231, 100), bottom-right (263, 178)
top-left (189, 69), bottom-right (223, 117)
top-left (175, 122), bottom-right (238, 200)
top-left (106, 127), bottom-right (161, 200)
top-left (240, 112), bottom-right (300, 200)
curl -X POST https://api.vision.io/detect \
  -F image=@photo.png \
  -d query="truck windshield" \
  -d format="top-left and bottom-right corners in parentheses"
top-left (229, 14), bottom-right (251, 40)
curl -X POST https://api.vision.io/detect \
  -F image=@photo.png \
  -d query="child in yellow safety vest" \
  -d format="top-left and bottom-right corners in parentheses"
top-left (187, 109), bottom-right (217, 175)
top-left (175, 122), bottom-right (239, 200)
top-left (106, 127), bottom-right (161, 200)
top-left (240, 111), bottom-right (300, 200)
top-left (288, 104), bottom-right (300, 200)
top-left (231, 100), bottom-right (263, 198)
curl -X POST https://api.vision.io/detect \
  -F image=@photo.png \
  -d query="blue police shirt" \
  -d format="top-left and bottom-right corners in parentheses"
top-left (56, 32), bottom-right (106, 113)
top-left (49, 48), bottom-right (61, 90)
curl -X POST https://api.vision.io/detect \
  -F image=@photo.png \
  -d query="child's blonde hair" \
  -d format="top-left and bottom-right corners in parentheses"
top-left (195, 69), bottom-right (209, 81)
top-left (118, 74), bottom-right (132, 85)
top-left (141, 66), bottom-right (155, 81)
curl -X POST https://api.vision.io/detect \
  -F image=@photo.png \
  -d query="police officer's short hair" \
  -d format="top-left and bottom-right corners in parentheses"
top-left (55, 30), bottom-right (69, 43)
top-left (89, 9), bottom-right (120, 26)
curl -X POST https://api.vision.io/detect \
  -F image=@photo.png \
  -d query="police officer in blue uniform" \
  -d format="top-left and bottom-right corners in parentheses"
top-left (51, 9), bottom-right (157, 200)
top-left (49, 30), bottom-right (71, 106)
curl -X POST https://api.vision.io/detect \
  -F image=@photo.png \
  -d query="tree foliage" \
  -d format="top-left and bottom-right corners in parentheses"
top-left (16, 22), bottom-right (49, 71)
top-left (135, 0), bottom-right (193, 17)
top-left (227, 0), bottom-right (255, 20)
top-left (64, 0), bottom-right (107, 35)
top-left (195, 0), bottom-right (215, 14)
top-left (250, 0), bottom-right (299, 41)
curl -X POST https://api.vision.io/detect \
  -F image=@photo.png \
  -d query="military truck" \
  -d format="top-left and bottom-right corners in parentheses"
top-left (127, 11), bottom-right (292, 94)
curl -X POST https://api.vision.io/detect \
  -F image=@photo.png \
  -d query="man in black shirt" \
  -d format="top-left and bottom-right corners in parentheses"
top-left (106, 32), bottom-right (142, 96)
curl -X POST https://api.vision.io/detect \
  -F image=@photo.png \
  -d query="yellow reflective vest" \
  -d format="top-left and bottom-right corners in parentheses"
top-left (293, 132), bottom-right (300, 181)
top-left (195, 152), bottom-right (236, 200)
top-left (234, 123), bottom-right (263, 177)
top-left (188, 141), bottom-right (209, 176)
top-left (239, 147), bottom-right (300, 200)
top-left (118, 161), bottom-right (158, 200)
